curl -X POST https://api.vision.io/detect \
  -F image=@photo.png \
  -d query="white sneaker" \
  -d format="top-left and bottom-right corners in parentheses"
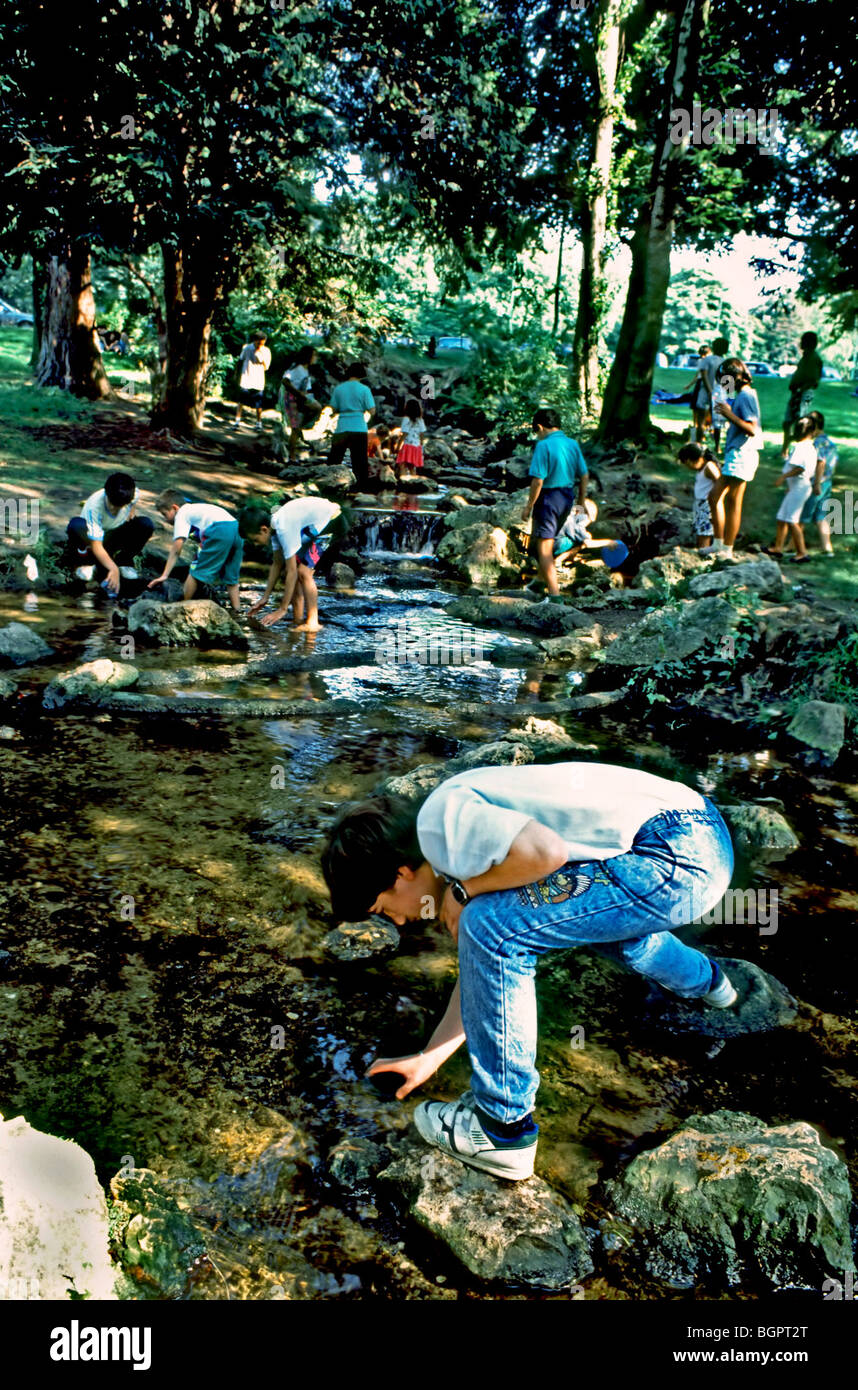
top-left (74, 565), bottom-right (95, 582)
top-left (413, 1090), bottom-right (538, 1180)
top-left (702, 964), bottom-right (739, 1008)
top-left (118, 565), bottom-right (139, 581)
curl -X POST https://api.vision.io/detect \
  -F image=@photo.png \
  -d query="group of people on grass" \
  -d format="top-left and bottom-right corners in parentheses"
top-left (674, 335), bottom-right (838, 561)
top-left (234, 335), bottom-right (428, 487)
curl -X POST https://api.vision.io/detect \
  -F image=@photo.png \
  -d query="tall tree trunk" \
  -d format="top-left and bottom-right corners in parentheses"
top-left (598, 0), bottom-right (710, 441)
top-left (150, 244), bottom-right (219, 435)
top-left (31, 252), bottom-right (51, 372)
top-left (34, 238), bottom-right (111, 398)
top-left (571, 0), bottom-right (625, 423)
top-left (552, 212), bottom-right (566, 337)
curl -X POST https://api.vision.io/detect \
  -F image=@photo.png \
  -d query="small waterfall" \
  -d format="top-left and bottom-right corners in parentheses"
top-left (352, 509), bottom-right (445, 558)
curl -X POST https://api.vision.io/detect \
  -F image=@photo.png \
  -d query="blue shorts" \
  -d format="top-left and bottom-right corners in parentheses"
top-left (533, 487), bottom-right (578, 540)
top-left (800, 478), bottom-right (832, 525)
top-left (189, 519), bottom-right (244, 585)
top-left (240, 387), bottom-right (264, 409)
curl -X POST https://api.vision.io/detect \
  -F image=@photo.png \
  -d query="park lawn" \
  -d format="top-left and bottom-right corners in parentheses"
top-left (651, 367), bottom-right (858, 606)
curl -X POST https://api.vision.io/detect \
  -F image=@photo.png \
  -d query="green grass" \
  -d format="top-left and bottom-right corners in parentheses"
top-left (650, 367), bottom-right (858, 606)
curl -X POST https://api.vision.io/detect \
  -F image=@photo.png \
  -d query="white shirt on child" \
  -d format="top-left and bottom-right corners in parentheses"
top-left (173, 503), bottom-right (235, 541)
top-left (270, 498), bottom-right (341, 559)
top-left (81, 488), bottom-right (141, 542)
top-left (694, 468), bottom-right (715, 500)
top-left (283, 365), bottom-right (313, 393)
top-left (416, 763), bottom-right (705, 879)
top-left (400, 417), bottom-right (425, 447)
top-left (782, 439), bottom-right (817, 483)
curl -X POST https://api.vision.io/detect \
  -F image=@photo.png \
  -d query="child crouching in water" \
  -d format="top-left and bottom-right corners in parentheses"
top-left (395, 399), bottom-right (427, 479)
top-left (149, 491), bottom-right (243, 611)
top-left (763, 416), bottom-right (817, 564)
top-left (678, 442), bottom-right (721, 549)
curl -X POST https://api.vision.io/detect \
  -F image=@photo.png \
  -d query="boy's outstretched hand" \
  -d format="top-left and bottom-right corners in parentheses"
top-left (365, 1052), bottom-right (439, 1101)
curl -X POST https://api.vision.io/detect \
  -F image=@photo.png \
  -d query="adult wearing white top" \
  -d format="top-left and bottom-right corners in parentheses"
top-left (279, 346), bottom-right (323, 462)
top-left (323, 762), bottom-right (738, 1180)
top-left (235, 331), bottom-right (272, 430)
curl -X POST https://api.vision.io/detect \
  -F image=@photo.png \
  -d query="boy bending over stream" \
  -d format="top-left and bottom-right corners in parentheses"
top-left (323, 763), bottom-right (738, 1181)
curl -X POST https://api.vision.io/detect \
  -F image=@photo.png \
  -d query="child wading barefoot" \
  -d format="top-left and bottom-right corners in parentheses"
top-left (763, 416), bottom-right (817, 563)
top-left (395, 399), bottom-right (427, 479)
top-left (677, 442), bottom-right (721, 549)
top-left (322, 763), bottom-right (738, 1180)
top-left (239, 496), bottom-right (347, 630)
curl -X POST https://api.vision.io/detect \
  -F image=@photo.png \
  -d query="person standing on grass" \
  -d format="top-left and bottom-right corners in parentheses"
top-left (702, 336), bottom-right (729, 452)
top-left (688, 346), bottom-right (712, 443)
top-left (235, 332), bottom-right (272, 431)
top-left (800, 411), bottom-right (839, 557)
top-left (521, 408), bottom-right (588, 596)
top-left (782, 332), bottom-right (823, 459)
top-left (763, 417), bottom-right (817, 564)
top-left (328, 363), bottom-right (375, 489)
top-left (701, 358), bottom-right (762, 559)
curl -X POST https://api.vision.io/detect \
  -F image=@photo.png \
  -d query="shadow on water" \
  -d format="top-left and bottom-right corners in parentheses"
top-left (0, 569), bottom-right (856, 1301)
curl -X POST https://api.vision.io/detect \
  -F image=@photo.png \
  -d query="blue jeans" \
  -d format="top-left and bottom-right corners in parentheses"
top-left (457, 802), bottom-right (734, 1123)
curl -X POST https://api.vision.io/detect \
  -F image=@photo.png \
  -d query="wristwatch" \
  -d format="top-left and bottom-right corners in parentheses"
top-left (445, 877), bottom-right (470, 906)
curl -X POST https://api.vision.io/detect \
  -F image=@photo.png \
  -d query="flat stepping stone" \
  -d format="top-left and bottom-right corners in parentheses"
top-left (643, 957), bottom-right (797, 1038)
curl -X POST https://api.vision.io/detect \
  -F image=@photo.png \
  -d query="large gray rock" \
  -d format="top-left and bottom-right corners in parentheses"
top-left (607, 1109), bottom-right (854, 1290)
top-left (447, 595), bottom-right (590, 637)
top-left (327, 563), bottom-right (356, 590)
top-left (785, 700), bottom-right (847, 766)
top-left (630, 502), bottom-right (695, 549)
top-left (497, 716), bottom-right (583, 757)
top-left (0, 1111), bottom-right (119, 1300)
top-left (602, 596), bottom-right (738, 671)
top-left (540, 626), bottom-right (603, 660)
top-left (635, 547), bottom-right (714, 591)
top-left (687, 558), bottom-right (785, 600)
top-left (436, 524), bottom-right (521, 587)
top-left (644, 957), bottom-right (797, 1038)
top-left (125, 598), bottom-right (248, 649)
top-left (722, 802), bottom-right (800, 853)
top-left (380, 1143), bottom-right (593, 1289)
top-left (0, 622), bottom-right (53, 667)
top-left (43, 658), bottom-right (140, 709)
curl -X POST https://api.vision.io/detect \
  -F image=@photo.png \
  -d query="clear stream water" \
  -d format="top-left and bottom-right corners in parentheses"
top-left (0, 568), bottom-right (856, 1301)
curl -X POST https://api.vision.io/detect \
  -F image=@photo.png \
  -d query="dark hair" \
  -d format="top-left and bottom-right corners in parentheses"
top-left (809, 410), bottom-right (825, 430)
top-left (375, 423), bottom-right (390, 438)
top-left (678, 443), bottom-right (705, 465)
top-left (345, 362), bottom-right (366, 378)
top-left (698, 345), bottom-right (710, 355)
top-left (321, 795), bottom-right (424, 922)
top-left (800, 332), bottom-right (818, 351)
top-left (532, 407), bottom-right (561, 430)
top-left (719, 356), bottom-right (751, 386)
top-left (403, 398), bottom-right (423, 422)
top-left (794, 416), bottom-right (815, 441)
top-left (104, 472), bottom-right (135, 507)
top-left (252, 331), bottom-right (267, 343)
top-left (238, 503), bottom-right (272, 538)
top-left (290, 345), bottom-right (315, 366)
top-left (712, 337), bottom-right (729, 356)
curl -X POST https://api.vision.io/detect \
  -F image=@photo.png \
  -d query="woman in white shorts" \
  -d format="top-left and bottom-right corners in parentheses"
top-left (701, 358), bottom-right (762, 558)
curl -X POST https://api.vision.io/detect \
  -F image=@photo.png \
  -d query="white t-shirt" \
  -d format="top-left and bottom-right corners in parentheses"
top-left (702, 353), bottom-right (723, 395)
top-left (400, 417), bottom-right (425, 447)
top-left (284, 365), bottom-right (313, 393)
top-left (173, 502), bottom-right (235, 541)
top-left (239, 343), bottom-right (272, 391)
top-left (694, 468), bottom-right (715, 501)
top-left (81, 487), bottom-right (141, 542)
top-left (270, 498), bottom-right (341, 558)
top-left (782, 439), bottom-right (817, 483)
top-left (416, 763), bottom-right (706, 878)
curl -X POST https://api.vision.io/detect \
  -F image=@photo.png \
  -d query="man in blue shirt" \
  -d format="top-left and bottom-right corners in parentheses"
top-left (522, 408), bottom-right (589, 595)
top-left (329, 363), bottom-right (375, 488)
